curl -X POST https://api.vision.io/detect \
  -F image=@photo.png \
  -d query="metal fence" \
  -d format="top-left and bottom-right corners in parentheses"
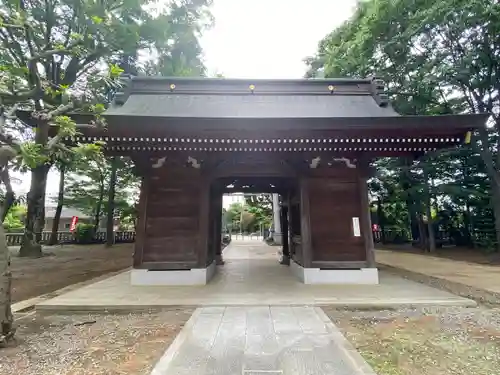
top-left (230, 234), bottom-right (264, 241)
top-left (5, 231), bottom-right (136, 246)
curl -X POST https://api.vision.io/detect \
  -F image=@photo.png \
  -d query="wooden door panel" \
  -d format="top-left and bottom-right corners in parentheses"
top-left (308, 178), bottom-right (364, 262)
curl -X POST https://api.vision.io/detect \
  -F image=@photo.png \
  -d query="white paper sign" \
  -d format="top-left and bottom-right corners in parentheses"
top-left (352, 217), bottom-right (361, 237)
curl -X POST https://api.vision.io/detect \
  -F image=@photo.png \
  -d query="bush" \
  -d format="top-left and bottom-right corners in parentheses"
top-left (74, 223), bottom-right (96, 244)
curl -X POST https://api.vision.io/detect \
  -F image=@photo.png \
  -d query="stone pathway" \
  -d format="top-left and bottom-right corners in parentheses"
top-left (376, 249), bottom-right (500, 294)
top-left (36, 241), bottom-right (474, 310)
top-left (151, 306), bottom-right (375, 375)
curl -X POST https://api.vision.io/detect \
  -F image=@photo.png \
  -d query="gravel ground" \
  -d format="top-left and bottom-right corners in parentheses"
top-left (323, 305), bottom-right (500, 375)
top-left (0, 308), bottom-right (194, 375)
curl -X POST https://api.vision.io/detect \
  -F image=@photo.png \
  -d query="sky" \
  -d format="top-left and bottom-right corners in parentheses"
top-left (11, 0), bottom-right (357, 205)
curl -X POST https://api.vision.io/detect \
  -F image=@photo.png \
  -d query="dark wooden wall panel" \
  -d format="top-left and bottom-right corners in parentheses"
top-left (141, 165), bottom-right (202, 268)
top-left (308, 166), bottom-right (366, 264)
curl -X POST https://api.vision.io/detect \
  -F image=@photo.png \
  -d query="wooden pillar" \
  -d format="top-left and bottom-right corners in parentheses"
top-left (358, 159), bottom-right (376, 268)
top-left (133, 176), bottom-right (149, 268)
top-left (280, 196), bottom-right (290, 265)
top-left (197, 179), bottom-right (210, 268)
top-left (206, 187), bottom-right (216, 264)
top-left (105, 157), bottom-right (118, 247)
top-left (214, 192), bottom-right (223, 265)
top-left (299, 178), bottom-right (312, 268)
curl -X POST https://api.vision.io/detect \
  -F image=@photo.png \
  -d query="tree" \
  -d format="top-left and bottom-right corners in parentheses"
top-left (245, 194), bottom-right (273, 232)
top-left (0, 0), bottom-right (213, 257)
top-left (1, 0), bottom-right (212, 343)
top-left (307, 0), bottom-right (500, 250)
top-left (62, 154), bottom-right (139, 233)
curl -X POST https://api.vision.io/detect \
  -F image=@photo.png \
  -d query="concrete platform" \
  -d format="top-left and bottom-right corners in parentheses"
top-left (150, 306), bottom-right (377, 375)
top-left (36, 240), bottom-right (475, 311)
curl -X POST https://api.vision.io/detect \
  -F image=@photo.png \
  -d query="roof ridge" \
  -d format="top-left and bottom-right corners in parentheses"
top-left (112, 75), bottom-right (389, 109)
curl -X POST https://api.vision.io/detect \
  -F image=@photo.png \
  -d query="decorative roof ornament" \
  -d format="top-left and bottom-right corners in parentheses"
top-left (152, 156), bottom-right (167, 169)
top-left (328, 85), bottom-right (335, 94)
top-left (113, 74), bottom-right (134, 106)
top-left (170, 83), bottom-right (176, 91)
top-left (249, 84), bottom-right (255, 93)
top-left (187, 156), bottom-right (201, 169)
top-left (332, 157), bottom-right (356, 169)
top-left (370, 76), bottom-right (389, 107)
top-left (309, 156), bottom-right (321, 169)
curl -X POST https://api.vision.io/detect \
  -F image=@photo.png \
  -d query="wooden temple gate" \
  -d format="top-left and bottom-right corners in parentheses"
top-left (34, 77), bottom-right (486, 284)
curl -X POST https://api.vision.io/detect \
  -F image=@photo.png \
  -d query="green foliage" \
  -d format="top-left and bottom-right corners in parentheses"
top-left (245, 194), bottom-right (273, 229)
top-left (224, 196), bottom-right (272, 234)
top-left (0, 0), bottom-right (212, 169)
top-left (308, 0), bottom-right (500, 251)
top-left (2, 204), bottom-right (25, 232)
top-left (74, 223), bottom-right (95, 244)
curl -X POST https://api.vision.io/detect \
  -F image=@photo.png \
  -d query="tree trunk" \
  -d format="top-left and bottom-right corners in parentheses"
top-left (401, 159), bottom-right (420, 244)
top-left (0, 220), bottom-right (14, 345)
top-left (377, 197), bottom-right (386, 243)
top-left (48, 166), bottom-right (66, 246)
top-left (1, 192), bottom-right (15, 223)
top-left (475, 127), bottom-right (500, 250)
top-left (423, 163), bottom-right (436, 252)
top-left (19, 164), bottom-right (49, 257)
top-left (464, 202), bottom-right (473, 247)
top-left (491, 187), bottom-right (500, 250)
top-left (106, 158), bottom-right (117, 247)
top-left (417, 215), bottom-right (428, 250)
top-left (93, 181), bottom-right (105, 234)
top-left (461, 156), bottom-right (473, 247)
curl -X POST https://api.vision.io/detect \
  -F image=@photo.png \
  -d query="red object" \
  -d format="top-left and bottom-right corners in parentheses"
top-left (372, 224), bottom-right (380, 232)
top-left (70, 216), bottom-right (78, 232)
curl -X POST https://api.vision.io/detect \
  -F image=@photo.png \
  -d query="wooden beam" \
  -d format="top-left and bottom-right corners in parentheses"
top-left (299, 178), bottom-right (313, 268)
top-left (104, 149), bottom-right (442, 160)
top-left (101, 114), bottom-right (485, 133)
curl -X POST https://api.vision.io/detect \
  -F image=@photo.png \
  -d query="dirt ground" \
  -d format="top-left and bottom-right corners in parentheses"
top-left (378, 244), bottom-right (500, 266)
top-left (10, 244), bottom-right (133, 303)
top-left (323, 305), bottom-right (500, 375)
top-left (0, 308), bottom-right (194, 375)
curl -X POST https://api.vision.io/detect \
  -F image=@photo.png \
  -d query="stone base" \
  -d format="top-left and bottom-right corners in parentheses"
top-left (290, 261), bottom-right (379, 285)
top-left (131, 261), bottom-right (216, 286)
top-left (272, 232), bottom-right (283, 245)
top-left (215, 254), bottom-right (225, 265)
top-left (279, 254), bottom-right (290, 265)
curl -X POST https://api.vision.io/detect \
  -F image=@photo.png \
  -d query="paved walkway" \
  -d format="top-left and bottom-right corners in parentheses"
top-left (37, 240), bottom-right (474, 311)
top-left (151, 306), bottom-right (375, 375)
top-left (376, 249), bottom-right (500, 294)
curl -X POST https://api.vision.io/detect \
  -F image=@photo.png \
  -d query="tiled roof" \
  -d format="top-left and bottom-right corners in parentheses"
top-left (105, 76), bottom-right (397, 119)
top-left (45, 207), bottom-right (90, 219)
